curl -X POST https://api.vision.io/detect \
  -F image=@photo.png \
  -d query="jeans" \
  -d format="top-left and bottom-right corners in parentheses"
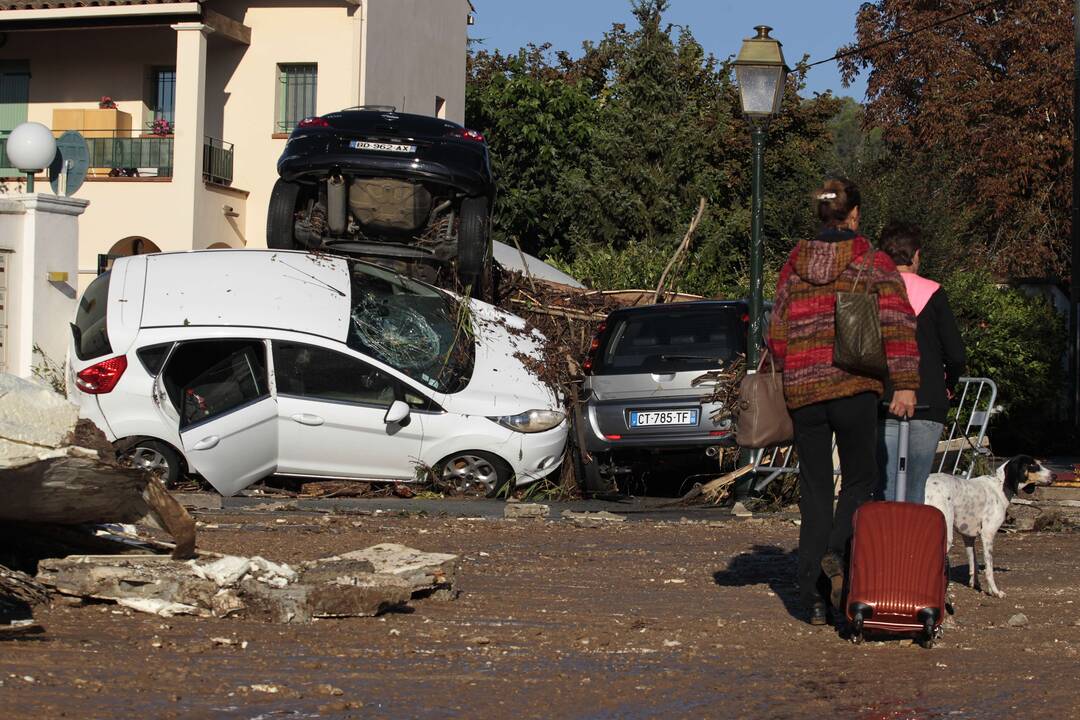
top-left (878, 419), bottom-right (944, 504)
top-left (790, 392), bottom-right (878, 607)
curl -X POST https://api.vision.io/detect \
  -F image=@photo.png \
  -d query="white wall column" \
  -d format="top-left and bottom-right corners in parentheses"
top-left (0, 194), bottom-right (89, 379)
top-left (171, 22), bottom-right (213, 247)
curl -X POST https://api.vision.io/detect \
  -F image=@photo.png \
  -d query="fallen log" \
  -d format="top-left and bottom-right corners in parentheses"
top-left (0, 456), bottom-right (196, 559)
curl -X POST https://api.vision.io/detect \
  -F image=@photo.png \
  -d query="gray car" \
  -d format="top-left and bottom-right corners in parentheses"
top-left (574, 301), bottom-right (750, 496)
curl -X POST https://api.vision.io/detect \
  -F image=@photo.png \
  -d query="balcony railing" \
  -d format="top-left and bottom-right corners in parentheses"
top-left (0, 130), bottom-right (235, 186)
top-left (202, 136), bottom-right (234, 186)
top-left (0, 129), bottom-right (173, 178)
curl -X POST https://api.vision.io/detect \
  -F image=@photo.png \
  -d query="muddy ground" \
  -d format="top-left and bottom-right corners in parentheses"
top-left (2, 506), bottom-right (1079, 719)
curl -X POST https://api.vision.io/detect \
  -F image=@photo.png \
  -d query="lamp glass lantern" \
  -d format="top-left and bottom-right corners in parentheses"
top-left (733, 26), bottom-right (789, 119)
top-left (5, 122), bottom-right (57, 193)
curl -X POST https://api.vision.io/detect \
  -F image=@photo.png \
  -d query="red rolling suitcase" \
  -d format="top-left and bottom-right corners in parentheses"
top-left (846, 416), bottom-right (948, 647)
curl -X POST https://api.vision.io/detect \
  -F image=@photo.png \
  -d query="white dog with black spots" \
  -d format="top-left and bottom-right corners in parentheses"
top-left (925, 455), bottom-right (1056, 598)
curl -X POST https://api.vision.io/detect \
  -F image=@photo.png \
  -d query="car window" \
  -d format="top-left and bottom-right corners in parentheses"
top-left (137, 343), bottom-right (174, 376)
top-left (596, 307), bottom-right (746, 375)
top-left (159, 340), bottom-right (269, 429)
top-left (72, 271), bottom-right (112, 361)
top-left (344, 260), bottom-right (474, 394)
top-left (273, 341), bottom-right (399, 408)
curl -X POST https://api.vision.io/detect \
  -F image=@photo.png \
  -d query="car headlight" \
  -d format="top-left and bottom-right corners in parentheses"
top-left (490, 409), bottom-right (565, 433)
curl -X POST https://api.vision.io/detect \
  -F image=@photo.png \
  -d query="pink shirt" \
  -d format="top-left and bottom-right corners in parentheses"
top-left (900, 272), bottom-right (939, 317)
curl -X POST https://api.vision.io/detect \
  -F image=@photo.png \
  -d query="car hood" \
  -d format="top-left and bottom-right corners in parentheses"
top-left (436, 301), bottom-right (560, 417)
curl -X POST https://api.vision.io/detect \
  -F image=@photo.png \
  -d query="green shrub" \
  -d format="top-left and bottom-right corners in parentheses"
top-left (942, 270), bottom-right (1068, 452)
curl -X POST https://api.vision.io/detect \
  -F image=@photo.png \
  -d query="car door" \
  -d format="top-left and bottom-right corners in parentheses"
top-left (157, 338), bottom-right (278, 496)
top-left (271, 340), bottom-right (424, 480)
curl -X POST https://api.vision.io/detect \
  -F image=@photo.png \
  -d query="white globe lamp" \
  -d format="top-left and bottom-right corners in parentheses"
top-left (6, 122), bottom-right (57, 193)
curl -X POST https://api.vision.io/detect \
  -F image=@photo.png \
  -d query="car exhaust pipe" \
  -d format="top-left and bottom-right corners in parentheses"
top-left (705, 446), bottom-right (720, 458)
top-left (327, 175), bottom-right (347, 234)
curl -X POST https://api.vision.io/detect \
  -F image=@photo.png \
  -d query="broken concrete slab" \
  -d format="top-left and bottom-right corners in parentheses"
top-left (561, 510), bottom-right (626, 527)
top-left (0, 374), bottom-right (80, 469)
top-left (504, 503), bottom-right (549, 520)
top-left (36, 543), bottom-right (456, 623)
top-left (320, 543), bottom-right (457, 596)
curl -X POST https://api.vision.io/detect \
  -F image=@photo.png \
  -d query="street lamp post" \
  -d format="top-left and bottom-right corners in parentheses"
top-left (734, 26), bottom-right (788, 368)
top-left (5, 122), bottom-right (57, 194)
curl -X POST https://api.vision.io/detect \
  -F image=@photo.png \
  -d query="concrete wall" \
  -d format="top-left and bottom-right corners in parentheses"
top-left (0, 194), bottom-right (87, 378)
top-left (362, 0), bottom-right (469, 124)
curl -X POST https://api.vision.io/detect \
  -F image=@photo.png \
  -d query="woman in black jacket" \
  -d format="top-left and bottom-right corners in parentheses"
top-left (878, 222), bottom-right (967, 503)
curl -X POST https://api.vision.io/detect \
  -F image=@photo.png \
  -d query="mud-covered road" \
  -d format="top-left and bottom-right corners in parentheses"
top-left (2, 507), bottom-right (1079, 719)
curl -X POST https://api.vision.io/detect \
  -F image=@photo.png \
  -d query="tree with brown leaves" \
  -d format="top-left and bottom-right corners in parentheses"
top-left (839, 0), bottom-right (1072, 280)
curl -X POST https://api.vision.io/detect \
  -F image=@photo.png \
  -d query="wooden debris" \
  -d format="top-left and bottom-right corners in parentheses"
top-left (654, 197), bottom-right (707, 304)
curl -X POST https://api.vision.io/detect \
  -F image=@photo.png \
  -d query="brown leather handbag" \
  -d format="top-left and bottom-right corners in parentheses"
top-left (734, 352), bottom-right (793, 449)
top-left (833, 252), bottom-right (888, 378)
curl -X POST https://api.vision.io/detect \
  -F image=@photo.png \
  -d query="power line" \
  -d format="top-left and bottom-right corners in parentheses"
top-left (808, 0), bottom-right (1008, 68)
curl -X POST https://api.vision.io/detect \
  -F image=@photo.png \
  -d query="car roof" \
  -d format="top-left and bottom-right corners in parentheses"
top-left (135, 250), bottom-right (352, 341)
top-left (605, 300), bottom-right (749, 320)
top-left (325, 108), bottom-right (465, 134)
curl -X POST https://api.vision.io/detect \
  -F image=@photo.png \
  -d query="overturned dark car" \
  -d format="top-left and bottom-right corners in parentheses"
top-left (269, 107), bottom-right (496, 295)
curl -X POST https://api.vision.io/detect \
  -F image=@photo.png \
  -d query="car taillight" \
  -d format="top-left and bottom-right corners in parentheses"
top-left (583, 322), bottom-right (607, 376)
top-left (298, 116), bottom-right (331, 129)
top-left (450, 128), bottom-right (485, 143)
top-left (75, 355), bottom-right (127, 394)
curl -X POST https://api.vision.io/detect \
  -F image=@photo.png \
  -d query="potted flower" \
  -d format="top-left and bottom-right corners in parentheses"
top-left (150, 117), bottom-right (173, 137)
top-left (98, 96), bottom-right (117, 110)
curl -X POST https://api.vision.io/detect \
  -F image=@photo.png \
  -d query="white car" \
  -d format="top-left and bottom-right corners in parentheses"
top-left (68, 249), bottom-right (567, 496)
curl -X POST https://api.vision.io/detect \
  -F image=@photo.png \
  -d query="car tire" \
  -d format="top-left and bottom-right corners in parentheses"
top-left (457, 196), bottom-right (491, 298)
top-left (122, 439), bottom-right (184, 487)
top-left (267, 178), bottom-right (302, 249)
top-left (436, 449), bottom-right (512, 498)
top-left (575, 449), bottom-right (619, 498)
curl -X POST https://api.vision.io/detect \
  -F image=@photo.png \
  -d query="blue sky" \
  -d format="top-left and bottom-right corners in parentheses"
top-left (469, 0), bottom-right (869, 100)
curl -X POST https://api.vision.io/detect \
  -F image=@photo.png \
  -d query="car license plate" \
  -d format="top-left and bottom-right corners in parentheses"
top-left (629, 409), bottom-right (699, 427)
top-left (349, 140), bottom-right (416, 153)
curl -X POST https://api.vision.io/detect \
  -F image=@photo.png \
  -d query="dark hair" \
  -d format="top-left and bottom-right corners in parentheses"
top-left (814, 178), bottom-right (861, 227)
top-left (879, 222), bottom-right (923, 266)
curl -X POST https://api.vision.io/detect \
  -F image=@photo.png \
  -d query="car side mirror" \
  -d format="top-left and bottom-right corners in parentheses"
top-left (384, 400), bottom-right (411, 425)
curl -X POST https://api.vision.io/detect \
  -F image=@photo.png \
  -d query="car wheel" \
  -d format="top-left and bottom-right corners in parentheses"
top-left (122, 439), bottom-right (184, 487)
top-left (457, 196), bottom-right (491, 297)
top-left (575, 449), bottom-right (619, 498)
top-left (267, 178), bottom-right (302, 249)
top-left (437, 450), bottom-right (512, 498)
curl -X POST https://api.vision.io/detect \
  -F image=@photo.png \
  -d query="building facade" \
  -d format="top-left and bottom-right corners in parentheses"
top-left (0, 0), bottom-right (471, 291)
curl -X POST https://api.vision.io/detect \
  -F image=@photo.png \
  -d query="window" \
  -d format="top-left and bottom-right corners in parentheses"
top-left (136, 343), bottom-right (174, 376)
top-left (151, 67), bottom-right (176, 126)
top-left (0, 60), bottom-right (30, 175)
top-left (435, 96), bottom-right (446, 119)
top-left (344, 260), bottom-right (474, 394)
top-left (273, 342), bottom-right (398, 408)
top-left (596, 307), bottom-right (747, 375)
top-left (276, 63), bottom-right (317, 133)
top-left (71, 272), bottom-right (113, 361)
top-left (159, 340), bottom-right (269, 429)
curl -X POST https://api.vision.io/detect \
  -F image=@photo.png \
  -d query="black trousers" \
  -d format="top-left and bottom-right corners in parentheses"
top-left (790, 392), bottom-right (878, 606)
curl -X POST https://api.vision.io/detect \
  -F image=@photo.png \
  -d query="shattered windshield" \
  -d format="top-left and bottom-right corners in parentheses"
top-left (345, 260), bottom-right (474, 394)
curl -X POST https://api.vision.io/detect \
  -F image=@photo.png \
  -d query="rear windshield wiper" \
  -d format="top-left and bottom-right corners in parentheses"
top-left (659, 354), bottom-right (724, 362)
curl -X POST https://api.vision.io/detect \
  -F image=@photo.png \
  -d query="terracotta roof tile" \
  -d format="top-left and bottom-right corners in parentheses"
top-left (0, 1), bottom-right (202, 10)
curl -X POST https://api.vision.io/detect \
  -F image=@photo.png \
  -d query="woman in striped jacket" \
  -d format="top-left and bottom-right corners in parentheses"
top-left (768, 178), bottom-right (920, 626)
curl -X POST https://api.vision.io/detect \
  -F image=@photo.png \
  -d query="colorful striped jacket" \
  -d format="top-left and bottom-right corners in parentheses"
top-left (768, 229), bottom-right (920, 410)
